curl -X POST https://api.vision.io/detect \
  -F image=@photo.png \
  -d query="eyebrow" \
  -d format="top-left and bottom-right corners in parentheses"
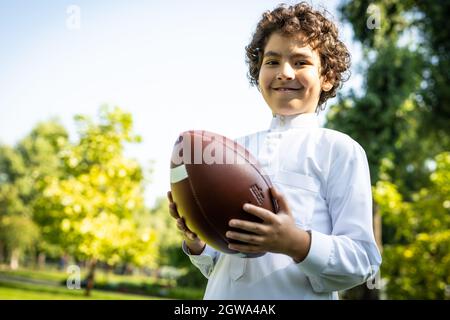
top-left (263, 50), bottom-right (313, 59)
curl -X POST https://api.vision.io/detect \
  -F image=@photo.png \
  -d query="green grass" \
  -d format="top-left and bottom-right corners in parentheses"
top-left (0, 266), bottom-right (175, 287)
top-left (0, 267), bottom-right (68, 282)
top-left (0, 266), bottom-right (203, 299)
top-left (0, 280), bottom-right (160, 300)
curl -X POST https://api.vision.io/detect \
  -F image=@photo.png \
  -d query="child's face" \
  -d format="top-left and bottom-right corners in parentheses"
top-left (258, 32), bottom-right (332, 115)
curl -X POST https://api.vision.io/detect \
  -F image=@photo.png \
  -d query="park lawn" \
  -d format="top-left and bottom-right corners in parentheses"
top-left (0, 267), bottom-right (68, 283)
top-left (0, 266), bottom-right (173, 287)
top-left (0, 280), bottom-right (161, 300)
top-left (0, 266), bottom-right (204, 299)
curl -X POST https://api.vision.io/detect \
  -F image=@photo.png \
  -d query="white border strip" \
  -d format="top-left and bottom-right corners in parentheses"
top-left (170, 164), bottom-right (188, 183)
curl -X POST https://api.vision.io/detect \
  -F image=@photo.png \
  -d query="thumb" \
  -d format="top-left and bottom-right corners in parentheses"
top-left (167, 190), bottom-right (173, 203)
top-left (270, 187), bottom-right (292, 216)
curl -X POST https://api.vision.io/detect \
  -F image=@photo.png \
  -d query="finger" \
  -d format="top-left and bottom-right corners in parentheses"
top-left (179, 216), bottom-right (188, 228)
top-left (186, 230), bottom-right (198, 241)
top-left (176, 218), bottom-right (186, 231)
top-left (177, 218), bottom-right (189, 231)
top-left (241, 203), bottom-right (275, 223)
top-left (226, 231), bottom-right (264, 244)
top-left (177, 218), bottom-right (197, 240)
top-left (270, 187), bottom-right (292, 216)
top-left (229, 218), bottom-right (267, 235)
top-left (169, 202), bottom-right (180, 219)
top-left (228, 243), bottom-right (263, 253)
top-left (178, 217), bottom-right (196, 235)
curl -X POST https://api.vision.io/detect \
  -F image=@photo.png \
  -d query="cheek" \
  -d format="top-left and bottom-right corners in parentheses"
top-left (298, 68), bottom-right (320, 88)
top-left (258, 70), bottom-right (273, 94)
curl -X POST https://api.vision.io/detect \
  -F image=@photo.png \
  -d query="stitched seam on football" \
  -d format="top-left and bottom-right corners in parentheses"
top-left (227, 141), bottom-right (273, 189)
top-left (224, 140), bottom-right (276, 212)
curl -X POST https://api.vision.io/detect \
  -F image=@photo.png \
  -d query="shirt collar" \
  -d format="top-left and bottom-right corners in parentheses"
top-left (269, 113), bottom-right (319, 131)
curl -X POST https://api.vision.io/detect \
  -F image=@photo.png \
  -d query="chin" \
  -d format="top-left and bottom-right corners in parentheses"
top-left (271, 103), bottom-right (316, 115)
top-left (271, 107), bottom-right (306, 116)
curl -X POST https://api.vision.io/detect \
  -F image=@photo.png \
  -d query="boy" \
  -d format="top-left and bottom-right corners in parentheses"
top-left (168, 2), bottom-right (381, 299)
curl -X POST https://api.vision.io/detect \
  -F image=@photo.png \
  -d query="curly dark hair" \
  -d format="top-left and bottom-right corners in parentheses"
top-left (245, 2), bottom-right (351, 110)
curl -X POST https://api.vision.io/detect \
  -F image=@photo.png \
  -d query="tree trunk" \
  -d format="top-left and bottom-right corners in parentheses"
top-left (0, 240), bottom-right (5, 264)
top-left (373, 201), bottom-right (383, 255)
top-left (10, 248), bottom-right (20, 270)
top-left (84, 258), bottom-right (97, 297)
top-left (37, 252), bottom-right (46, 270)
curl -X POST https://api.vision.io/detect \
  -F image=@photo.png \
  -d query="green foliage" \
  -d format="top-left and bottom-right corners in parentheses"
top-left (147, 197), bottom-right (183, 264)
top-left (327, 43), bottom-right (425, 189)
top-left (147, 196), bottom-right (207, 289)
top-left (339, 0), bottom-right (416, 48)
top-left (0, 215), bottom-right (40, 253)
top-left (339, 0), bottom-right (450, 145)
top-left (0, 107), bottom-right (202, 292)
top-left (334, 1), bottom-right (449, 299)
top-left (374, 152), bottom-right (450, 299)
top-left (0, 121), bottom-right (68, 264)
top-left (0, 145), bottom-right (26, 183)
top-left (35, 107), bottom-right (158, 268)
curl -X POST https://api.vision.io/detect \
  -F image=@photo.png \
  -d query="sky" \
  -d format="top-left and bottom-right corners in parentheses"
top-left (0, 0), bottom-right (363, 207)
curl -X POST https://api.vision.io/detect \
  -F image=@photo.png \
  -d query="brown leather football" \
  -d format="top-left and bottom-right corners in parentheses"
top-left (170, 130), bottom-right (278, 258)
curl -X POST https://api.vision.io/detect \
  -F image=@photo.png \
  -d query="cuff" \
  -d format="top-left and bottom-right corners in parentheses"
top-left (182, 241), bottom-right (217, 257)
top-left (297, 230), bottom-right (333, 275)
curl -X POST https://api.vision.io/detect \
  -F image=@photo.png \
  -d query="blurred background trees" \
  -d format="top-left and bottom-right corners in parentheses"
top-left (0, 107), bottom-right (200, 297)
top-left (35, 107), bottom-right (159, 295)
top-left (374, 152), bottom-right (450, 299)
top-left (0, 121), bottom-right (68, 269)
top-left (327, 0), bottom-right (450, 299)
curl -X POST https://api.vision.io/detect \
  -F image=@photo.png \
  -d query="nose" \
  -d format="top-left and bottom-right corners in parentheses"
top-left (277, 62), bottom-right (295, 80)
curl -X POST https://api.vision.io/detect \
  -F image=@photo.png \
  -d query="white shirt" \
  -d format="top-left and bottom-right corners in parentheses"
top-left (183, 113), bottom-right (382, 300)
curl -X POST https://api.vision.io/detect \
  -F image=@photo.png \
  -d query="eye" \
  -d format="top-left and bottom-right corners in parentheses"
top-left (265, 60), bottom-right (278, 65)
top-left (295, 61), bottom-right (307, 66)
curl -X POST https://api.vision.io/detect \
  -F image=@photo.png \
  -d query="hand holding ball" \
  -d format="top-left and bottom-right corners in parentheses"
top-left (169, 130), bottom-right (278, 258)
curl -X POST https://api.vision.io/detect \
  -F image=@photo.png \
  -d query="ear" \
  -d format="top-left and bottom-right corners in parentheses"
top-left (320, 70), bottom-right (334, 92)
top-left (321, 79), bottom-right (333, 92)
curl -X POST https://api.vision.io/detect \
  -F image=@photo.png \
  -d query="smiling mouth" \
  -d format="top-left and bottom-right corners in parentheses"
top-left (272, 88), bottom-right (301, 92)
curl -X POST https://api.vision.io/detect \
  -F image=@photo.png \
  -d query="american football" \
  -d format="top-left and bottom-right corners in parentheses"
top-left (170, 130), bottom-right (278, 258)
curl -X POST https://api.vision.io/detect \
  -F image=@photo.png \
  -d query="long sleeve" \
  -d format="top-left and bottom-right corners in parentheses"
top-left (182, 241), bottom-right (221, 278)
top-left (179, 115), bottom-right (383, 299)
top-left (297, 137), bottom-right (382, 293)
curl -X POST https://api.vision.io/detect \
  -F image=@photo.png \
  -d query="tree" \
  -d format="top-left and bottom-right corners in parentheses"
top-left (329, 0), bottom-right (450, 299)
top-left (36, 107), bottom-right (158, 295)
top-left (0, 215), bottom-right (39, 269)
top-left (327, 43), bottom-right (425, 192)
top-left (147, 197), bottom-right (183, 266)
top-left (338, 0), bottom-right (450, 153)
top-left (17, 121), bottom-right (70, 265)
top-left (0, 121), bottom-right (68, 268)
top-left (373, 152), bottom-right (450, 299)
top-left (0, 145), bottom-right (31, 265)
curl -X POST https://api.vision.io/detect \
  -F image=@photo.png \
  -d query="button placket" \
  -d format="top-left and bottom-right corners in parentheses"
top-left (266, 133), bottom-right (281, 148)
